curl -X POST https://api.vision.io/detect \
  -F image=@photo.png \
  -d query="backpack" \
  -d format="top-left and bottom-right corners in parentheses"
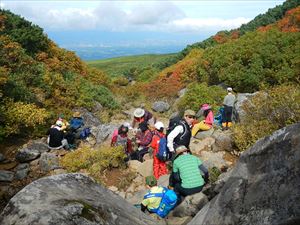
top-left (70, 118), bottom-right (84, 131)
top-left (155, 135), bottom-right (168, 162)
top-left (166, 115), bottom-right (181, 136)
top-left (80, 127), bottom-right (91, 139)
top-left (144, 187), bottom-right (177, 218)
top-left (156, 188), bottom-right (178, 218)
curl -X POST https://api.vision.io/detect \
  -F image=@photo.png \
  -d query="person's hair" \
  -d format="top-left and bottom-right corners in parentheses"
top-left (203, 108), bottom-right (212, 117)
top-left (139, 121), bottom-right (148, 132)
top-left (118, 125), bottom-right (128, 135)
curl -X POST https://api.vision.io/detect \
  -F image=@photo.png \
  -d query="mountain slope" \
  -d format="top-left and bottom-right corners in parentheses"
top-left (0, 10), bottom-right (117, 141)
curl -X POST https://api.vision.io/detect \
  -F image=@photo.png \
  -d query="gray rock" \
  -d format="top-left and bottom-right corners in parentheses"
top-left (157, 174), bottom-right (170, 187)
top-left (195, 128), bottom-right (214, 140)
top-left (0, 170), bottom-right (14, 182)
top-left (138, 159), bottom-right (153, 177)
top-left (200, 151), bottom-right (228, 170)
top-left (152, 101), bottom-right (170, 113)
top-left (234, 92), bottom-right (258, 122)
top-left (0, 173), bottom-right (158, 225)
top-left (178, 88), bottom-right (186, 98)
top-left (74, 108), bottom-right (101, 127)
top-left (27, 140), bottom-right (49, 154)
top-left (39, 153), bottom-right (60, 172)
top-left (15, 148), bottom-right (40, 163)
top-left (0, 153), bottom-right (5, 162)
top-left (188, 122), bottom-right (300, 225)
top-left (92, 101), bottom-right (103, 113)
top-left (212, 130), bottom-right (233, 152)
top-left (171, 192), bottom-right (208, 217)
top-left (15, 163), bottom-right (30, 180)
top-left (91, 124), bottom-right (118, 145)
top-left (126, 189), bottom-right (148, 205)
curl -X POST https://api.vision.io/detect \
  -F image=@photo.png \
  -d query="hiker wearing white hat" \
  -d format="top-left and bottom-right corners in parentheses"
top-left (132, 107), bottom-right (156, 129)
top-left (223, 87), bottom-right (236, 130)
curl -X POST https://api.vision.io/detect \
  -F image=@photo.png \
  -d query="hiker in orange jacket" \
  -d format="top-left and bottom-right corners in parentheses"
top-left (151, 121), bottom-right (168, 180)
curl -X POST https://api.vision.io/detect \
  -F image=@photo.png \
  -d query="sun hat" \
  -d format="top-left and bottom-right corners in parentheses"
top-left (134, 108), bottom-right (145, 118)
top-left (201, 104), bottom-right (211, 111)
top-left (154, 121), bottom-right (164, 130)
top-left (227, 87), bottom-right (233, 92)
top-left (55, 120), bottom-right (63, 127)
top-left (73, 112), bottom-right (81, 118)
top-left (145, 175), bottom-right (157, 187)
top-left (184, 109), bottom-right (196, 117)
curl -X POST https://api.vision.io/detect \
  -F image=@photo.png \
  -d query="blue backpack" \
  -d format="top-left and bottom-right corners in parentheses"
top-left (80, 127), bottom-right (91, 139)
top-left (144, 187), bottom-right (177, 218)
top-left (155, 135), bottom-right (169, 162)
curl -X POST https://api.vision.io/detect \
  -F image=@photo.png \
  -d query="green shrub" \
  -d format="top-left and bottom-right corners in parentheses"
top-left (233, 84), bottom-right (300, 151)
top-left (176, 82), bottom-right (226, 112)
top-left (60, 145), bottom-right (127, 181)
top-left (208, 167), bottom-right (222, 184)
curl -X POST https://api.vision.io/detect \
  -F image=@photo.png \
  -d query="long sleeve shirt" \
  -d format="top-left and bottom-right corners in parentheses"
top-left (205, 111), bottom-right (214, 126)
top-left (167, 125), bottom-right (184, 152)
top-left (223, 93), bottom-right (236, 107)
top-left (137, 130), bottom-right (153, 147)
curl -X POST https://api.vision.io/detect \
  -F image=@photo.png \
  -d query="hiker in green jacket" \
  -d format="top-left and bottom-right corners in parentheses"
top-left (169, 145), bottom-right (209, 197)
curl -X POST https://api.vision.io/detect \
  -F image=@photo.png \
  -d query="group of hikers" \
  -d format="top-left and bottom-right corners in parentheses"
top-left (46, 87), bottom-right (236, 218)
top-left (46, 111), bottom-right (89, 150)
top-left (110, 87), bottom-right (236, 218)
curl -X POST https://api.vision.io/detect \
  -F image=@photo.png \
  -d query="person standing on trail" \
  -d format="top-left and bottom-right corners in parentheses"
top-left (132, 107), bottom-right (156, 129)
top-left (151, 121), bottom-right (168, 180)
top-left (223, 87), bottom-right (236, 130)
top-left (167, 109), bottom-right (195, 156)
top-left (169, 145), bottom-right (209, 197)
top-left (191, 104), bottom-right (214, 137)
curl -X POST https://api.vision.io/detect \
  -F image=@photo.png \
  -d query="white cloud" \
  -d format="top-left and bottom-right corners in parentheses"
top-left (169, 17), bottom-right (251, 32)
top-left (1, 1), bottom-right (251, 33)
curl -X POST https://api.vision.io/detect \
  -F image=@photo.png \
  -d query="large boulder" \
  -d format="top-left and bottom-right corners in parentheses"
top-left (152, 101), bottom-right (170, 113)
top-left (0, 173), bottom-right (158, 225)
top-left (91, 124), bottom-right (118, 145)
top-left (74, 108), bottom-right (101, 127)
top-left (188, 122), bottom-right (300, 225)
top-left (171, 192), bottom-right (208, 218)
top-left (234, 92), bottom-right (258, 122)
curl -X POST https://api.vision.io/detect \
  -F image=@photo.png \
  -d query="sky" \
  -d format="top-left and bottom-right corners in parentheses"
top-left (1, 0), bottom-right (286, 57)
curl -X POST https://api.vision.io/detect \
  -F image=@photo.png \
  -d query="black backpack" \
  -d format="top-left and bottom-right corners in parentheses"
top-left (166, 115), bottom-right (182, 136)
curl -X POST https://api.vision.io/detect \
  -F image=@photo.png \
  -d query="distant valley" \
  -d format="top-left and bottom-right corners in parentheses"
top-left (64, 44), bottom-right (186, 61)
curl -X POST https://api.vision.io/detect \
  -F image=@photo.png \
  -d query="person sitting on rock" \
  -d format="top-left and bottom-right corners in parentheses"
top-left (192, 104), bottom-right (214, 137)
top-left (151, 121), bottom-right (168, 179)
top-left (69, 111), bottom-right (84, 139)
top-left (130, 121), bottom-right (153, 162)
top-left (169, 145), bottom-right (209, 197)
top-left (132, 107), bottom-right (156, 129)
top-left (111, 124), bottom-right (133, 155)
top-left (52, 113), bottom-right (69, 132)
top-left (141, 176), bottom-right (164, 213)
top-left (47, 120), bottom-right (69, 150)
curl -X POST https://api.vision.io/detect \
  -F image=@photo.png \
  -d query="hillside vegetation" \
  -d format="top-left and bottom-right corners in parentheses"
top-left (87, 53), bottom-right (177, 80)
top-left (0, 10), bottom-right (118, 141)
top-left (119, 3), bottom-right (300, 151)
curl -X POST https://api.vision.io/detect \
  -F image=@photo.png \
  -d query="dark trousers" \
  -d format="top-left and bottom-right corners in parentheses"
top-left (224, 105), bottom-right (233, 123)
top-left (169, 172), bottom-right (203, 197)
top-left (130, 147), bottom-right (148, 162)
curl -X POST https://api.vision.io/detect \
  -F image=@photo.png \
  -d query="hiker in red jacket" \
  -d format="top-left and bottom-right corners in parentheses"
top-left (111, 125), bottom-right (133, 155)
top-left (151, 121), bottom-right (168, 179)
